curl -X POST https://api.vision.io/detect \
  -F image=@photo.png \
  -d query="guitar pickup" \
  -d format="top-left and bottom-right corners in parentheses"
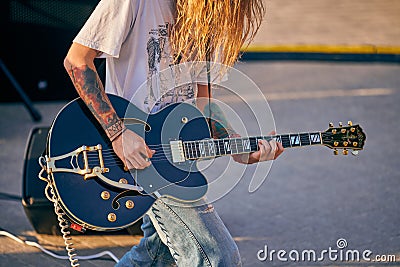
top-left (170, 140), bottom-right (185, 163)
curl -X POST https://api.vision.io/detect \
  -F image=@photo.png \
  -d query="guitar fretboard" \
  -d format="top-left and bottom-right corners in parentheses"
top-left (183, 132), bottom-right (322, 160)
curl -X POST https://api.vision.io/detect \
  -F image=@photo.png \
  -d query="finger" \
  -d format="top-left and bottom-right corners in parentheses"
top-left (261, 140), bottom-right (273, 161)
top-left (146, 145), bottom-right (156, 158)
top-left (274, 141), bottom-right (284, 160)
top-left (258, 140), bottom-right (267, 161)
top-left (120, 156), bottom-right (130, 171)
top-left (126, 149), bottom-right (149, 169)
top-left (133, 155), bottom-right (150, 169)
top-left (138, 147), bottom-right (153, 166)
top-left (125, 156), bottom-right (139, 170)
top-left (268, 140), bottom-right (277, 160)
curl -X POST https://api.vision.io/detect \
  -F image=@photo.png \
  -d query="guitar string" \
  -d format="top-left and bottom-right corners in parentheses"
top-left (86, 146), bottom-right (254, 165)
top-left (86, 132), bottom-right (327, 159)
top-left (96, 133), bottom-right (327, 152)
top-left (84, 133), bottom-right (331, 163)
top-left (87, 154), bottom-right (173, 162)
top-left (87, 137), bottom-right (280, 160)
top-left (83, 137), bottom-right (332, 166)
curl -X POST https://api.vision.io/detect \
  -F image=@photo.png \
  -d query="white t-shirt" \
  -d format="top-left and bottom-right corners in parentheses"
top-left (73, 0), bottom-right (199, 112)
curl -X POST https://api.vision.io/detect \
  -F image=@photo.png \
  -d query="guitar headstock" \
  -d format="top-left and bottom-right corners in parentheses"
top-left (321, 121), bottom-right (366, 156)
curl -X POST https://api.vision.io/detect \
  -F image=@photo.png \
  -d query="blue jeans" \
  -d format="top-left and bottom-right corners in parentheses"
top-left (116, 197), bottom-right (241, 266)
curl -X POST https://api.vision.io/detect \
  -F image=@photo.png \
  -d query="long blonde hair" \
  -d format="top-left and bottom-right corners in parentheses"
top-left (171, 0), bottom-right (265, 67)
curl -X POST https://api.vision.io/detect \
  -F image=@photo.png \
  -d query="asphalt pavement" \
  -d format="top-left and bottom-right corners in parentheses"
top-left (1, 61), bottom-right (399, 266)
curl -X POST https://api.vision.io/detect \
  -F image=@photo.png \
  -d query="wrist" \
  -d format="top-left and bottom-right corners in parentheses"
top-left (107, 119), bottom-right (127, 142)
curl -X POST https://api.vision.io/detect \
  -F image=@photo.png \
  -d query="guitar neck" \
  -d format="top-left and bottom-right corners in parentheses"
top-left (183, 132), bottom-right (323, 160)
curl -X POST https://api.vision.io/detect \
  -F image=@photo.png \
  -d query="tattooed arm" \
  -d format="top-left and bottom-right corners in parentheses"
top-left (64, 43), bottom-right (154, 169)
top-left (197, 84), bottom-right (284, 164)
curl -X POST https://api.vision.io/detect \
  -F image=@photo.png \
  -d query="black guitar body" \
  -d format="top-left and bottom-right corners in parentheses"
top-left (47, 94), bottom-right (210, 231)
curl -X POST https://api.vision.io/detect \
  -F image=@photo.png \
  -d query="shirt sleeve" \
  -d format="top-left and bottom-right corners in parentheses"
top-left (73, 0), bottom-right (138, 58)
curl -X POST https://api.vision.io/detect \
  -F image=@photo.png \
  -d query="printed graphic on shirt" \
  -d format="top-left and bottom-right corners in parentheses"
top-left (144, 23), bottom-right (195, 113)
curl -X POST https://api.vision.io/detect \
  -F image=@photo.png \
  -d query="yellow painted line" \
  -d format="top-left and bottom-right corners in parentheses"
top-left (266, 88), bottom-right (395, 101)
top-left (217, 88), bottom-right (396, 103)
top-left (241, 45), bottom-right (400, 54)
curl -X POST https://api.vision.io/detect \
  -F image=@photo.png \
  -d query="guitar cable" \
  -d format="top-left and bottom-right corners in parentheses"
top-left (0, 228), bottom-right (119, 264)
top-left (1, 158), bottom-right (122, 266)
top-left (0, 166), bottom-right (121, 266)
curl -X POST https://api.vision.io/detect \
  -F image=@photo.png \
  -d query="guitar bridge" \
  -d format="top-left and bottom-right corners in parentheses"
top-left (45, 144), bottom-right (109, 179)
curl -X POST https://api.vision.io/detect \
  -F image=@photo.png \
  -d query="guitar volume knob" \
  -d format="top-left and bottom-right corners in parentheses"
top-left (125, 200), bottom-right (135, 209)
top-left (119, 178), bottom-right (128, 184)
top-left (108, 213), bottom-right (117, 222)
top-left (101, 191), bottom-right (110, 200)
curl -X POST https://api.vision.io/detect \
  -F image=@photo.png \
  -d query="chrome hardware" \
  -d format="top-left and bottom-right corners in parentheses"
top-left (348, 121), bottom-right (353, 126)
top-left (44, 144), bottom-right (109, 180)
top-left (101, 191), bottom-right (110, 200)
top-left (108, 213), bottom-right (116, 222)
top-left (343, 149), bottom-right (348, 155)
top-left (92, 167), bottom-right (143, 191)
top-left (181, 117), bottom-right (188, 124)
top-left (170, 140), bottom-right (185, 163)
top-left (329, 122), bottom-right (334, 128)
top-left (351, 150), bottom-right (359, 156)
top-left (125, 200), bottom-right (134, 209)
top-left (339, 122), bottom-right (343, 127)
top-left (333, 149), bottom-right (338, 155)
top-left (44, 145), bottom-right (143, 192)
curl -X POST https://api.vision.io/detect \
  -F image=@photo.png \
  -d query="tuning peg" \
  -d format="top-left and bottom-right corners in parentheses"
top-left (329, 122), bottom-right (334, 128)
top-left (333, 149), bottom-right (338, 155)
top-left (351, 150), bottom-right (359, 156)
top-left (343, 149), bottom-right (348, 155)
top-left (348, 121), bottom-right (353, 126)
top-left (339, 122), bottom-right (343, 127)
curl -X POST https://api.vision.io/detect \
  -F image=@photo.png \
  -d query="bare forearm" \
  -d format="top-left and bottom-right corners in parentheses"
top-left (66, 64), bottom-right (124, 140)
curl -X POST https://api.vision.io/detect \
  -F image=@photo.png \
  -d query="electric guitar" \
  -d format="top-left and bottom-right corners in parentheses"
top-left (40, 94), bottom-right (366, 231)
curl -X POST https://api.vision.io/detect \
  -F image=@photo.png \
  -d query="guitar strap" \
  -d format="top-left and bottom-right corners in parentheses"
top-left (206, 52), bottom-right (214, 138)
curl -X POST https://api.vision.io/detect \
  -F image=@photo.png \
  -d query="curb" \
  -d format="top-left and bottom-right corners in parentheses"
top-left (241, 45), bottom-right (400, 63)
